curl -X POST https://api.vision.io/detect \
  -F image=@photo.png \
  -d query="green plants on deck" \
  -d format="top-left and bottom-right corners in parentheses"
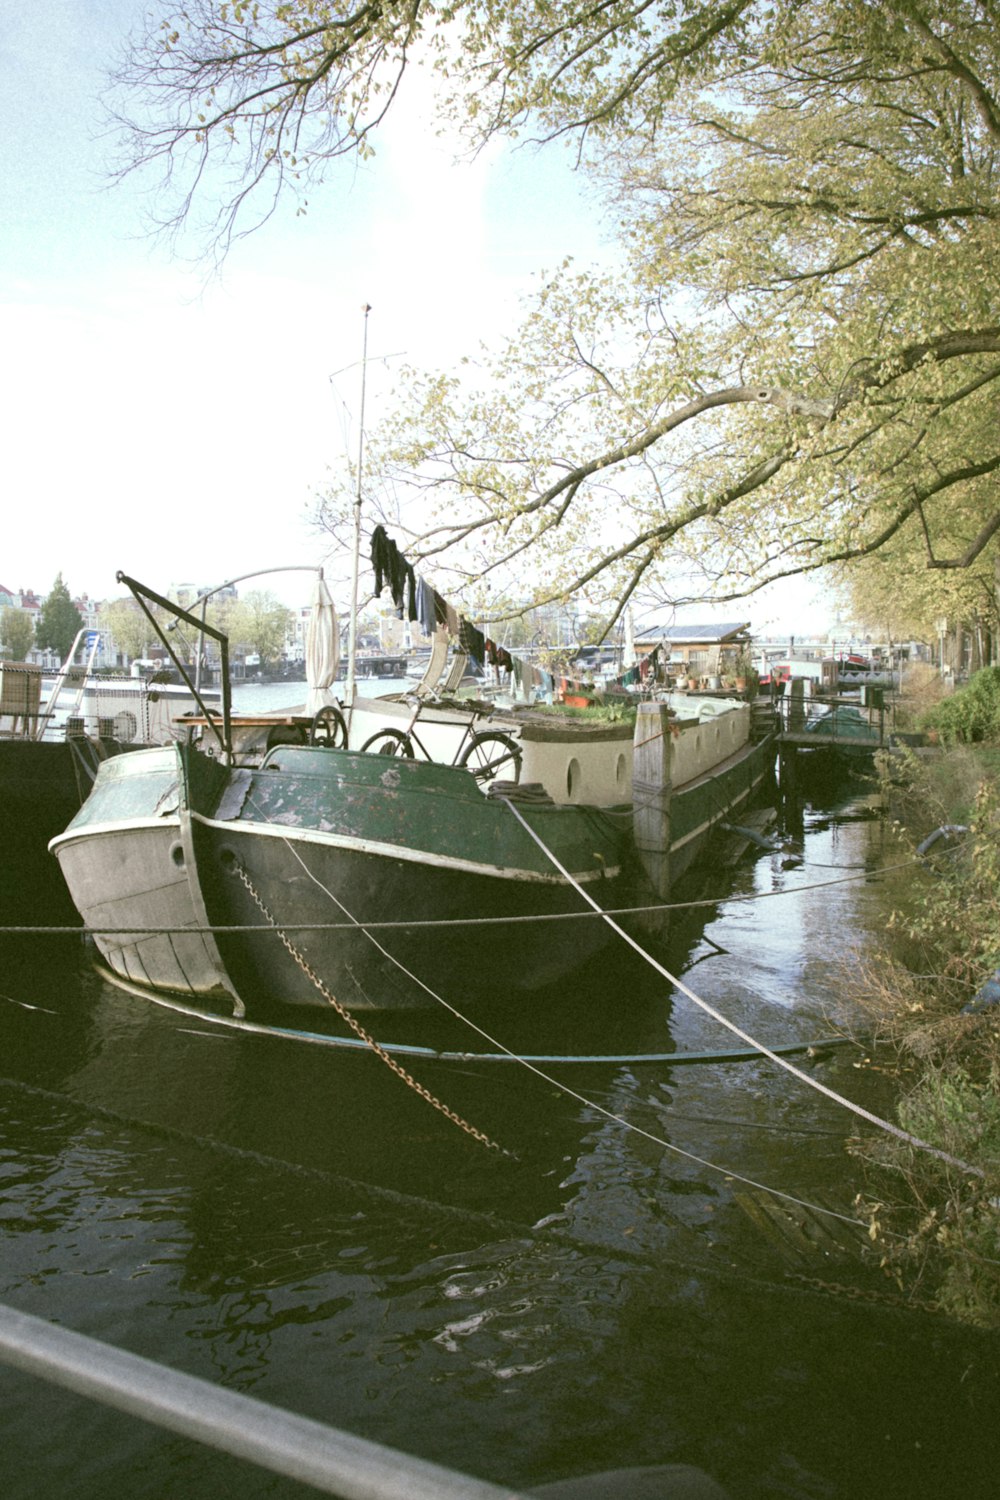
top-left (516, 700), bottom-right (637, 726)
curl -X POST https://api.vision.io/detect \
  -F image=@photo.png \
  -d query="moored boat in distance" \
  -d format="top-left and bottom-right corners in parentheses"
top-left (353, 653), bottom-right (410, 679)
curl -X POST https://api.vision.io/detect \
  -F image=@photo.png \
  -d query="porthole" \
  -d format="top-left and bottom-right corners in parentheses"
top-left (113, 710), bottom-right (138, 744)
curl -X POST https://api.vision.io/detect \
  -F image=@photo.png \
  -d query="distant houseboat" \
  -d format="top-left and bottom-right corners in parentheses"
top-left (354, 655), bottom-right (409, 679)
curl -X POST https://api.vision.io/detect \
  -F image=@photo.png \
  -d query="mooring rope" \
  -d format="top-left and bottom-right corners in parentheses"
top-left (0, 853), bottom-right (937, 939)
top-left (238, 823), bottom-right (886, 1232)
top-left (501, 798), bottom-right (986, 1181)
top-left (67, 975), bottom-right (850, 1069)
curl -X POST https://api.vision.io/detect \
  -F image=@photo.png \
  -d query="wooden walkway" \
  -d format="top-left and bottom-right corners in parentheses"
top-left (768, 689), bottom-right (891, 752)
top-left (779, 727), bottom-right (886, 750)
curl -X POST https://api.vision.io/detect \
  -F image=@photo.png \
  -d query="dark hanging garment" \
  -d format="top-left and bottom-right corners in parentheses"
top-left (386, 547), bottom-right (406, 615)
top-left (485, 639), bottom-right (512, 671)
top-left (370, 525), bottom-right (392, 596)
top-left (370, 525), bottom-right (417, 617)
top-left (458, 617), bottom-right (485, 667)
top-left (403, 563), bottom-right (418, 622)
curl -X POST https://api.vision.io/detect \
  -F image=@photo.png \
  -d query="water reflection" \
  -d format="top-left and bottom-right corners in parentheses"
top-left (2, 776), bottom-right (1000, 1500)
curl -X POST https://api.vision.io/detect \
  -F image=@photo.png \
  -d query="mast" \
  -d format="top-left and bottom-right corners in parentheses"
top-left (345, 302), bottom-right (371, 708)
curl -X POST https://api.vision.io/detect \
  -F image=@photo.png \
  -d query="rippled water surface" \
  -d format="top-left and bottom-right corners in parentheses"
top-left (1, 696), bottom-right (998, 1499)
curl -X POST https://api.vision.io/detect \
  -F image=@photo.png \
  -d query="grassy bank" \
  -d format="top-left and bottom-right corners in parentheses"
top-left (847, 669), bottom-right (1000, 1326)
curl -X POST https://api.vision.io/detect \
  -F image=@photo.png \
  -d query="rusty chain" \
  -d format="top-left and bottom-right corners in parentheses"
top-left (783, 1272), bottom-right (941, 1314)
top-left (230, 860), bottom-right (510, 1155)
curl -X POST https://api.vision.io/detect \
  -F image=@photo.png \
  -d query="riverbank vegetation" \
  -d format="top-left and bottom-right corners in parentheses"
top-left (920, 666), bottom-right (1000, 748)
top-left (850, 671), bottom-right (1000, 1327)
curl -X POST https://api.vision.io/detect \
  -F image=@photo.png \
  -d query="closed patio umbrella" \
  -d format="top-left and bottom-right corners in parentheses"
top-left (304, 574), bottom-right (340, 715)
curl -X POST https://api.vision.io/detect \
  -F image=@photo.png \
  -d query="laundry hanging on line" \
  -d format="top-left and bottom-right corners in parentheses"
top-left (369, 525), bottom-right (642, 696)
top-left (370, 525), bottom-right (485, 667)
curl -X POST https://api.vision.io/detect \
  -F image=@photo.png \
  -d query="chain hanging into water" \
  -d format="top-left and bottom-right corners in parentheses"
top-left (230, 859), bottom-right (510, 1156)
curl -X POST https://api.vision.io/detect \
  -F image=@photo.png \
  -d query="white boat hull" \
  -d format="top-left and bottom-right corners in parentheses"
top-left (52, 814), bottom-right (237, 1002)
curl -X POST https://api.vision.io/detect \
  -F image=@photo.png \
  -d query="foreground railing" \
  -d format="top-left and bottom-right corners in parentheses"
top-left (0, 1304), bottom-right (524, 1500)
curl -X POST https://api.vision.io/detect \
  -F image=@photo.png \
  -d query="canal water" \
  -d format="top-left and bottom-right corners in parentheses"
top-left (1, 686), bottom-right (998, 1499)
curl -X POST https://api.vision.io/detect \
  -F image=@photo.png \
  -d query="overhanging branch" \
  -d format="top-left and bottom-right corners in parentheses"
top-left (925, 511), bottom-right (1000, 570)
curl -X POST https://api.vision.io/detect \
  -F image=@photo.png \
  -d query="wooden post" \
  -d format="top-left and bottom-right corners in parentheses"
top-left (632, 702), bottom-right (673, 936)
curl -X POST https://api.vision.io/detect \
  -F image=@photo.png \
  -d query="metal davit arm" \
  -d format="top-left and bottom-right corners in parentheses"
top-left (117, 572), bottom-right (233, 761)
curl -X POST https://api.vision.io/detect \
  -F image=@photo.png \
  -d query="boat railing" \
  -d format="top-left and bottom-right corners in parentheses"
top-left (22, 624), bottom-right (100, 741)
top-left (0, 1302), bottom-right (730, 1498)
top-left (774, 686), bottom-right (893, 747)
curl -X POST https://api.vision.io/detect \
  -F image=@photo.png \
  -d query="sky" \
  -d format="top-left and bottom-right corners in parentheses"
top-left (2, 1), bottom-right (834, 633)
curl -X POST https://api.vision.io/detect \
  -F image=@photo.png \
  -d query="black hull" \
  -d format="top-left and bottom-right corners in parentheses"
top-left (0, 739), bottom-right (126, 925)
top-left (190, 818), bottom-right (631, 1012)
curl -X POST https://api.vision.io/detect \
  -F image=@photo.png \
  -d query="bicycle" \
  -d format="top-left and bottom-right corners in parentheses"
top-left (359, 695), bottom-right (522, 787)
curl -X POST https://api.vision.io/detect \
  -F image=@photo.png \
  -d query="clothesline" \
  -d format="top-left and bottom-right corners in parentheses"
top-left (614, 643), bottom-right (663, 689)
top-left (369, 526), bottom-right (657, 699)
top-left (370, 525), bottom-right (488, 666)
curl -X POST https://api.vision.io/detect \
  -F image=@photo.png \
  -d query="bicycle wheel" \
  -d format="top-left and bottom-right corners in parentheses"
top-left (459, 730), bottom-right (523, 785)
top-left (360, 728), bottom-right (416, 758)
top-left (308, 705), bottom-right (348, 747)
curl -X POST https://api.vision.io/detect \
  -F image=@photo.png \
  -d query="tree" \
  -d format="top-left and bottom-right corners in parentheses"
top-left (227, 590), bottom-right (293, 668)
top-left (109, 0), bottom-right (755, 255)
top-left (34, 575), bottom-right (83, 663)
top-left (323, 0), bottom-right (1000, 630)
top-left (99, 597), bottom-right (158, 663)
top-left (835, 545), bottom-right (999, 651)
top-left (117, 3), bottom-right (1000, 626)
top-left (0, 607), bottom-right (35, 662)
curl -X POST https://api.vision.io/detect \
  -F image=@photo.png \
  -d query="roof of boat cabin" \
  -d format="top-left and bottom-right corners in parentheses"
top-left (639, 622), bottom-right (751, 645)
